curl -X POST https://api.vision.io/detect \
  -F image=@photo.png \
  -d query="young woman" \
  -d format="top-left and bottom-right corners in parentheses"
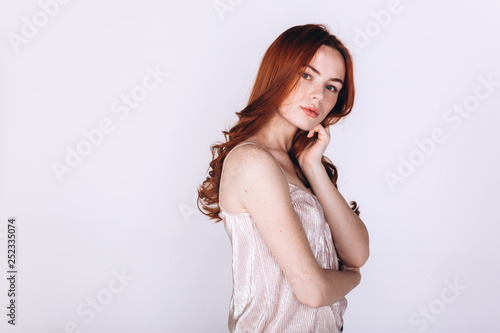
top-left (197, 23), bottom-right (369, 332)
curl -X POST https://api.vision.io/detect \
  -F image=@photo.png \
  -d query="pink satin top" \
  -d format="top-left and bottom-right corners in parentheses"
top-left (218, 141), bottom-right (347, 333)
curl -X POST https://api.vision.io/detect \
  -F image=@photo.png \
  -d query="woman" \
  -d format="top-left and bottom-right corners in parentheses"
top-left (197, 23), bottom-right (369, 332)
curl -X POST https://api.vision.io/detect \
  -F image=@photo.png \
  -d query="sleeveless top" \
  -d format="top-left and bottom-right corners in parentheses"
top-left (218, 141), bottom-right (347, 333)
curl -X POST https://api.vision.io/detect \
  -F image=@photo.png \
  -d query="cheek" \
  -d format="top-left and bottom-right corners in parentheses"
top-left (286, 83), bottom-right (306, 102)
top-left (278, 103), bottom-right (291, 117)
top-left (326, 94), bottom-right (339, 109)
top-left (279, 91), bottom-right (299, 114)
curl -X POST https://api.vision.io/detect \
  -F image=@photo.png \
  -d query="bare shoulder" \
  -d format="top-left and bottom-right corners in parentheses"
top-left (220, 143), bottom-right (288, 213)
top-left (220, 142), bottom-right (325, 307)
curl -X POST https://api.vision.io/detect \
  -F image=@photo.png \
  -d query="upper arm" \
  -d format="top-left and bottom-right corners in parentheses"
top-left (225, 144), bottom-right (325, 308)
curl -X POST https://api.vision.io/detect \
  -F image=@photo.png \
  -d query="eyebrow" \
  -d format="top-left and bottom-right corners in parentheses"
top-left (307, 65), bottom-right (344, 85)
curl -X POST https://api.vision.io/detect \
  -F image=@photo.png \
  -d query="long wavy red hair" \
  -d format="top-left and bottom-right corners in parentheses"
top-left (197, 23), bottom-right (360, 223)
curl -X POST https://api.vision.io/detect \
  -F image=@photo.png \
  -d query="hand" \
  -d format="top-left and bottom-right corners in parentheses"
top-left (297, 124), bottom-right (331, 169)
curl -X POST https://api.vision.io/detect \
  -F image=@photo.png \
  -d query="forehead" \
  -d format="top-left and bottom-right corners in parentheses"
top-left (309, 45), bottom-right (345, 79)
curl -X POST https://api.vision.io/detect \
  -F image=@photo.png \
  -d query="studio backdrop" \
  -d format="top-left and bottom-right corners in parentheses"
top-left (1, 0), bottom-right (499, 332)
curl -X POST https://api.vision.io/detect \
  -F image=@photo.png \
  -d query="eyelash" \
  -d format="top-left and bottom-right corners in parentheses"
top-left (301, 72), bottom-right (338, 92)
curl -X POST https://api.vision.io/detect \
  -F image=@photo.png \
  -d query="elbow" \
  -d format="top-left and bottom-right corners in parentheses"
top-left (289, 263), bottom-right (331, 308)
top-left (294, 274), bottom-right (326, 309)
top-left (349, 250), bottom-right (370, 268)
top-left (307, 295), bottom-right (325, 309)
top-left (342, 243), bottom-right (370, 268)
top-left (297, 289), bottom-right (324, 309)
top-left (359, 246), bottom-right (370, 267)
top-left (349, 227), bottom-right (370, 268)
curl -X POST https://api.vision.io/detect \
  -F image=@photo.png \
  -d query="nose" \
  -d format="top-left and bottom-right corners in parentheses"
top-left (309, 83), bottom-right (324, 104)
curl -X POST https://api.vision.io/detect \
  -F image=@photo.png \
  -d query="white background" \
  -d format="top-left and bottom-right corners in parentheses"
top-left (1, 0), bottom-right (499, 332)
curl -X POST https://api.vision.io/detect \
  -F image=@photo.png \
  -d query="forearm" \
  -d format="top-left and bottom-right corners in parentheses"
top-left (316, 268), bottom-right (360, 307)
top-left (303, 162), bottom-right (369, 267)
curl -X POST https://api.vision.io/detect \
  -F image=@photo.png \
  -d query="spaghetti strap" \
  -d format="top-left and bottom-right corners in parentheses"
top-left (225, 141), bottom-right (290, 183)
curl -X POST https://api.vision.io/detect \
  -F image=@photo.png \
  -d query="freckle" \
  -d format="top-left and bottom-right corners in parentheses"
top-left (280, 229), bottom-right (282, 232)
top-left (245, 190), bottom-right (247, 193)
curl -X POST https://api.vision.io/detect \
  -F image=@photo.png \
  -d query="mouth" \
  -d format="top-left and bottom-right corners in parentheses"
top-left (301, 106), bottom-right (319, 118)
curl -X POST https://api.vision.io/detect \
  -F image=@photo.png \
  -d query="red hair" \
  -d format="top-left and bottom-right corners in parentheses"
top-left (197, 23), bottom-right (360, 222)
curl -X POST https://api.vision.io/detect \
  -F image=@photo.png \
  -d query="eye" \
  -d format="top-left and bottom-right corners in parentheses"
top-left (326, 85), bottom-right (338, 92)
top-left (301, 73), bottom-right (311, 80)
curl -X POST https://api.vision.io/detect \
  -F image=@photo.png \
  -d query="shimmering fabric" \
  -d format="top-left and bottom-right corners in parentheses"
top-left (219, 142), bottom-right (347, 333)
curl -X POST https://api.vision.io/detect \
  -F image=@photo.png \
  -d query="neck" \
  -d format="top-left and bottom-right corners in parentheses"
top-left (248, 112), bottom-right (298, 153)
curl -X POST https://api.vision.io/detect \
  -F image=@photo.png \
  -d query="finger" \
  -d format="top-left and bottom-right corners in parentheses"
top-left (312, 124), bottom-right (323, 133)
top-left (307, 128), bottom-right (318, 138)
top-left (316, 125), bottom-right (328, 138)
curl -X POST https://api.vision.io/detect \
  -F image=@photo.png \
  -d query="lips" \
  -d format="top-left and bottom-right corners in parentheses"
top-left (301, 106), bottom-right (319, 118)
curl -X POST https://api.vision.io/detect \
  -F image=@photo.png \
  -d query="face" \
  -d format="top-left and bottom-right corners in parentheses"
top-left (278, 44), bottom-right (346, 129)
